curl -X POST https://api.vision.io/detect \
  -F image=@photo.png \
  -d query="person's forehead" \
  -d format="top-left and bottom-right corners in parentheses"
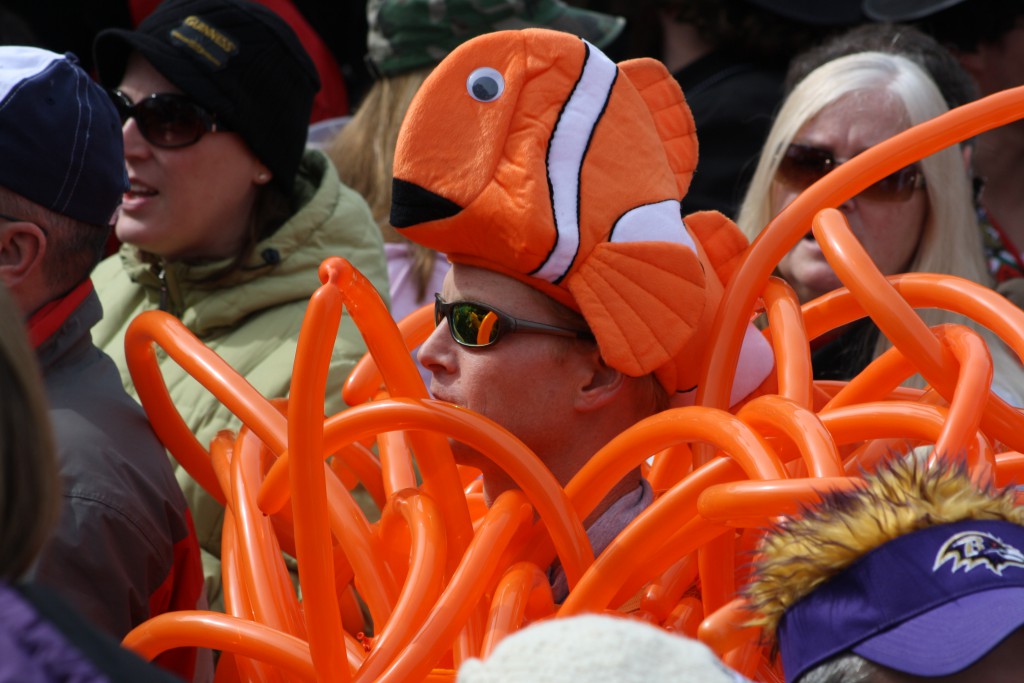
top-left (797, 90), bottom-right (909, 154)
top-left (444, 264), bottom-right (555, 312)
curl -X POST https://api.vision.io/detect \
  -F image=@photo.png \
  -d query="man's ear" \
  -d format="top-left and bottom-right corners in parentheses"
top-left (0, 221), bottom-right (46, 289)
top-left (962, 140), bottom-right (974, 174)
top-left (575, 346), bottom-right (629, 412)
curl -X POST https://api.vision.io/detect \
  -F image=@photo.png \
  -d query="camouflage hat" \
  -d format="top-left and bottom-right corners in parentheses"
top-left (367, 0), bottom-right (626, 77)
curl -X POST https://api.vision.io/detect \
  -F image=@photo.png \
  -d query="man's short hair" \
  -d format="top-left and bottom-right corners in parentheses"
top-left (0, 188), bottom-right (110, 295)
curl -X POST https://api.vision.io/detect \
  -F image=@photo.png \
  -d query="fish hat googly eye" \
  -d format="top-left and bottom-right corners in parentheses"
top-left (467, 67), bottom-right (505, 102)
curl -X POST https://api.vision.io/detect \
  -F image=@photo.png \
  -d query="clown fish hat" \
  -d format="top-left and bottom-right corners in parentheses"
top-left (391, 28), bottom-right (773, 404)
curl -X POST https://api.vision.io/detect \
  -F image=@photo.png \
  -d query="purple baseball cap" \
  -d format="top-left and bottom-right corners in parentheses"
top-left (778, 519), bottom-right (1024, 681)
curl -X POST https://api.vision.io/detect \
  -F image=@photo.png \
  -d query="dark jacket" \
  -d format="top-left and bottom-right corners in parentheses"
top-left (27, 288), bottom-right (203, 681)
top-left (0, 581), bottom-right (184, 682)
top-left (674, 51), bottom-right (786, 219)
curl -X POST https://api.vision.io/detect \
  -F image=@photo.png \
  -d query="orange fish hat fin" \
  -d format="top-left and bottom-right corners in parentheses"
top-left (569, 238), bottom-right (706, 377)
top-left (659, 210), bottom-right (776, 407)
top-left (563, 53), bottom-right (707, 378)
top-left (616, 57), bottom-right (698, 199)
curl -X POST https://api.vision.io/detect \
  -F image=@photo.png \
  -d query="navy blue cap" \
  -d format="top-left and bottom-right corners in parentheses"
top-left (779, 519), bottom-right (1024, 680)
top-left (862, 0), bottom-right (969, 22)
top-left (0, 47), bottom-right (127, 225)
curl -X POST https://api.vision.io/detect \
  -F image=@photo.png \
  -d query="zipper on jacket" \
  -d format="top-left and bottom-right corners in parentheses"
top-left (154, 263), bottom-right (170, 312)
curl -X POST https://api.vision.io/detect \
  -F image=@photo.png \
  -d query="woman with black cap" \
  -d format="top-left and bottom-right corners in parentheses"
top-left (89, 0), bottom-right (390, 611)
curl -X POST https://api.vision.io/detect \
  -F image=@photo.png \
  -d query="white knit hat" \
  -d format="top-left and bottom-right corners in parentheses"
top-left (456, 615), bottom-right (752, 683)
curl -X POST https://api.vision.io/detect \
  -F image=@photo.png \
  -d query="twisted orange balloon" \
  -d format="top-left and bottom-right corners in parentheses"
top-left (119, 85), bottom-right (1024, 683)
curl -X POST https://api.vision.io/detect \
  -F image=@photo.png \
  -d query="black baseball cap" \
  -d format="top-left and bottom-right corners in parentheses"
top-left (94, 0), bottom-right (320, 192)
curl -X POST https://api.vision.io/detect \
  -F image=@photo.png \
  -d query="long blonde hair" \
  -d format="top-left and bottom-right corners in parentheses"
top-left (328, 68), bottom-right (439, 300)
top-left (0, 283), bottom-right (60, 580)
top-left (737, 51), bottom-right (1024, 399)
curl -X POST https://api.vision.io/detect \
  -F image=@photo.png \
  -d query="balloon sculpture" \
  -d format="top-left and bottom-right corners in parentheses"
top-left (120, 83), bottom-right (1024, 682)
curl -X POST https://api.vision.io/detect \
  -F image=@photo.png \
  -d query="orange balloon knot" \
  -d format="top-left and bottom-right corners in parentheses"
top-left (356, 632), bottom-right (375, 653)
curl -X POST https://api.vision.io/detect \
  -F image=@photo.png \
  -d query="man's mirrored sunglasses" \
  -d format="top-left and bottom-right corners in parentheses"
top-left (434, 294), bottom-right (594, 348)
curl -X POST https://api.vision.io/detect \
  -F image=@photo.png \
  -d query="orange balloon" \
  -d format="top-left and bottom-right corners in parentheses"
top-left (230, 427), bottom-right (304, 637)
top-left (640, 553), bottom-right (698, 624)
top-left (326, 258), bottom-right (473, 571)
top-left (364, 491), bottom-right (534, 683)
top-left (343, 302), bottom-right (434, 407)
top-left (821, 401), bottom-right (995, 477)
top-left (329, 441), bottom-right (387, 511)
top-left (357, 490), bottom-right (447, 679)
top-left (736, 395), bottom-right (843, 478)
top-left (271, 398), bottom-right (594, 587)
top-left (646, 442), bottom-right (695, 493)
top-left (995, 451), bottom-right (1024, 488)
top-left (567, 407), bottom-right (787, 527)
top-left (697, 598), bottom-right (762, 665)
top-left (123, 611), bottom-right (316, 681)
top-left (663, 596), bottom-right (704, 639)
top-left (124, 310), bottom-right (288, 501)
top-left (559, 456), bottom-right (743, 616)
top-left (376, 430), bottom-right (421, 500)
top-left (760, 277), bottom-right (813, 408)
top-left (480, 562), bottom-right (554, 658)
top-left (701, 86), bottom-right (1024, 412)
top-left (697, 477), bottom-right (862, 526)
top-left (287, 262), bottom-right (349, 683)
top-left (698, 531), bottom-right (738, 615)
top-left (322, 465), bottom-right (398, 629)
top-left (518, 406), bottom-right (785, 580)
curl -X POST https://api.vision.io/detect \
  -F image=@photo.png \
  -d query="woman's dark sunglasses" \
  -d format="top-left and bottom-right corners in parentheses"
top-left (776, 143), bottom-right (926, 202)
top-left (434, 294), bottom-right (594, 348)
top-left (108, 90), bottom-right (220, 148)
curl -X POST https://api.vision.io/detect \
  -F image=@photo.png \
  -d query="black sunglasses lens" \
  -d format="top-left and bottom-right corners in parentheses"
top-left (777, 145), bottom-right (834, 189)
top-left (135, 96), bottom-right (208, 148)
top-left (111, 91), bottom-right (212, 148)
top-left (779, 144), bottom-right (922, 202)
top-left (109, 90), bottom-right (132, 120)
top-left (860, 167), bottom-right (920, 202)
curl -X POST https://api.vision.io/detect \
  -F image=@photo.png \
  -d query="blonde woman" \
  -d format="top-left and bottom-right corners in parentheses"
top-left (737, 50), bottom-right (1024, 403)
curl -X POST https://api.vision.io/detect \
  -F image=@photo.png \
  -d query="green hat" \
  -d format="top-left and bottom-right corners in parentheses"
top-left (367, 0), bottom-right (626, 77)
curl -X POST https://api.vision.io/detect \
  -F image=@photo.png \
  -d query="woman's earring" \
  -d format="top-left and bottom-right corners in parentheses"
top-left (256, 171), bottom-right (270, 184)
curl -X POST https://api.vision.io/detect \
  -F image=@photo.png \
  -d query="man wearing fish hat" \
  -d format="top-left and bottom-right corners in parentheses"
top-left (391, 27), bottom-right (774, 599)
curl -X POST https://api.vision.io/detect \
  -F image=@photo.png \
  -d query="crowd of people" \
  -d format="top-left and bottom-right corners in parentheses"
top-left (2, 0), bottom-right (1024, 681)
